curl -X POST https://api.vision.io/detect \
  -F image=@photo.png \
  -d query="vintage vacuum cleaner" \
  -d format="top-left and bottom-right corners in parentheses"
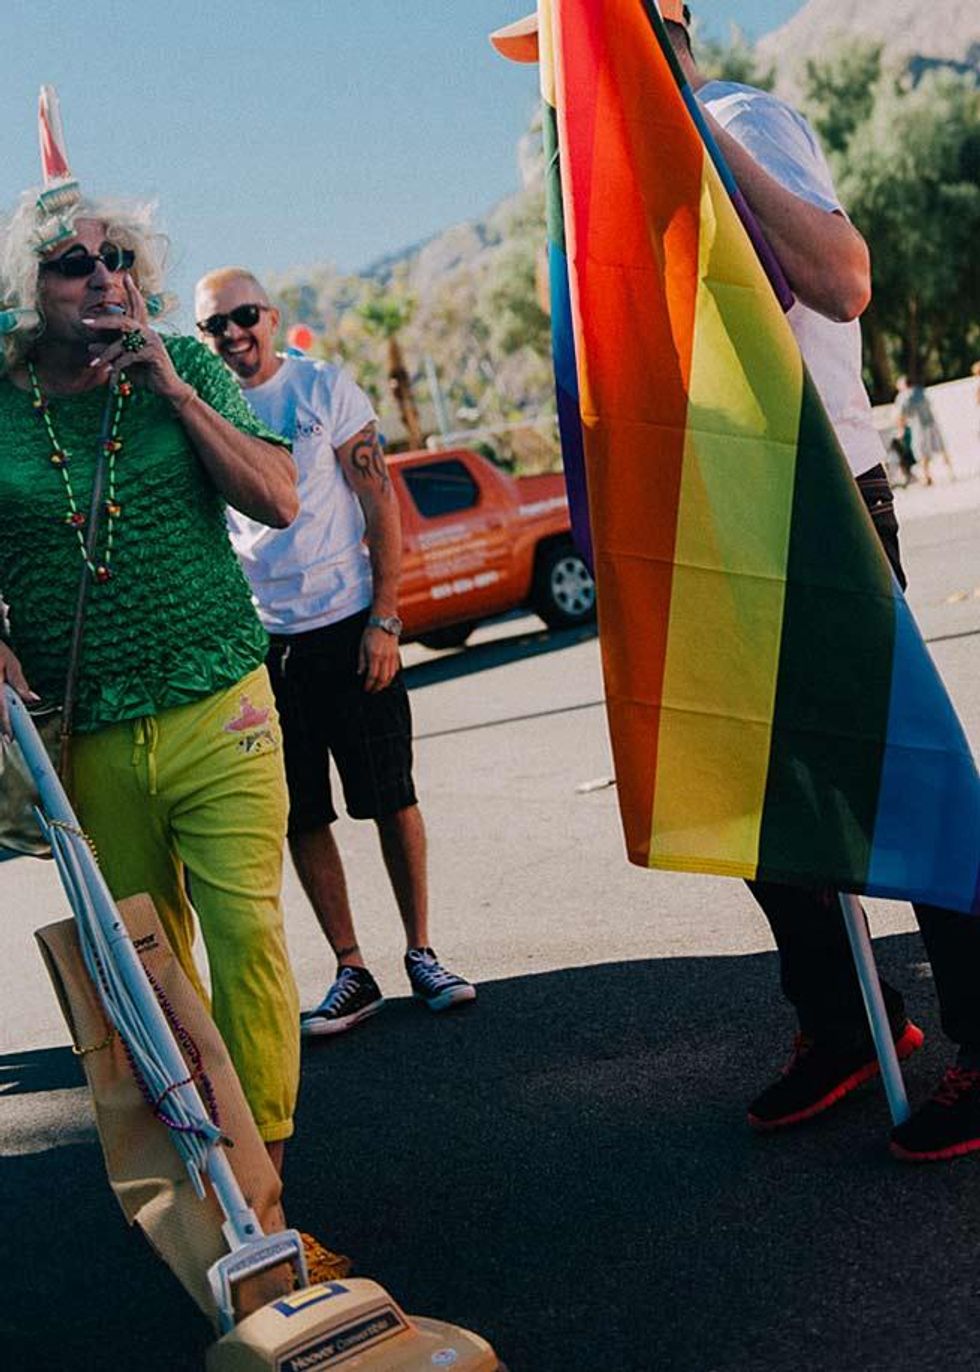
top-left (7, 687), bottom-right (505, 1370)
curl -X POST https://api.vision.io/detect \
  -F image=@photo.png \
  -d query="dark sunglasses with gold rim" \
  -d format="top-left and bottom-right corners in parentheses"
top-left (196, 303), bottom-right (270, 338)
top-left (39, 241), bottom-right (136, 279)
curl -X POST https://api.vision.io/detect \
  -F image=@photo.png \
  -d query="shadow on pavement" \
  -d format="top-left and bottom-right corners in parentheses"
top-left (403, 621), bottom-right (597, 691)
top-left (0, 1044), bottom-right (82, 1095)
top-left (2, 932), bottom-right (976, 1371)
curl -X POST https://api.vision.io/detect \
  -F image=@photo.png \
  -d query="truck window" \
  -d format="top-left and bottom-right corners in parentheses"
top-left (402, 460), bottom-right (480, 519)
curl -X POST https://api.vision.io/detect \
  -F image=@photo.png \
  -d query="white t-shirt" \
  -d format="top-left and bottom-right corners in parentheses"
top-left (228, 355), bottom-right (377, 633)
top-left (698, 81), bottom-right (884, 478)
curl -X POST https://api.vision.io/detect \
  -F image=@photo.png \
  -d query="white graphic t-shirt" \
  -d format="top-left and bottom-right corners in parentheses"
top-left (698, 81), bottom-right (884, 478)
top-left (229, 355), bottom-right (377, 633)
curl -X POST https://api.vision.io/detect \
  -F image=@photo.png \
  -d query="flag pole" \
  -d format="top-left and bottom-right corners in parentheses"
top-left (838, 892), bottom-right (911, 1125)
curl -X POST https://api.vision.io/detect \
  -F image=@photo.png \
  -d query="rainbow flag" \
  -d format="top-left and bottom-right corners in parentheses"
top-left (536, 0), bottom-right (979, 913)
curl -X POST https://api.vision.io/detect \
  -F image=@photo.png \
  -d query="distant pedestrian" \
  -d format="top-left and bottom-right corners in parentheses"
top-left (195, 266), bottom-right (476, 1038)
top-left (894, 376), bottom-right (955, 485)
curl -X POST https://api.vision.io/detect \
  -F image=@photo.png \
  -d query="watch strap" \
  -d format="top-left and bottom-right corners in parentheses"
top-left (368, 613), bottom-right (402, 636)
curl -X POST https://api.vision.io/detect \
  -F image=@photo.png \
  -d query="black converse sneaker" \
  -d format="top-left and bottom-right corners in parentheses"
top-left (890, 1066), bottom-right (980, 1162)
top-left (300, 966), bottom-right (384, 1038)
top-left (405, 947), bottom-right (476, 1012)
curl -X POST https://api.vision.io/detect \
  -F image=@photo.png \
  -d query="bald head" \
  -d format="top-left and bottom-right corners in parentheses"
top-left (195, 265), bottom-right (280, 387)
top-left (195, 266), bottom-right (270, 311)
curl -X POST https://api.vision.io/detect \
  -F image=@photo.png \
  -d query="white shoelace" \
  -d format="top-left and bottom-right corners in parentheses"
top-left (408, 952), bottom-right (459, 992)
top-left (320, 967), bottom-right (367, 1013)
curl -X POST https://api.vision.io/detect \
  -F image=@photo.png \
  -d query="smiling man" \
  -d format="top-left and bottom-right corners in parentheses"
top-left (195, 266), bottom-right (476, 1036)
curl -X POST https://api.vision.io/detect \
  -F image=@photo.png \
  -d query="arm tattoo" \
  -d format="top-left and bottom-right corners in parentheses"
top-left (347, 428), bottom-right (391, 492)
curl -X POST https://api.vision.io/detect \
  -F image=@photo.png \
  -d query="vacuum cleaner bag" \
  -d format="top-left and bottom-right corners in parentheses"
top-left (35, 891), bottom-right (292, 1325)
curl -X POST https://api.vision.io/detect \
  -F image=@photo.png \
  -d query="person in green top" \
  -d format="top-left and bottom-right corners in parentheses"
top-left (0, 192), bottom-right (302, 1169)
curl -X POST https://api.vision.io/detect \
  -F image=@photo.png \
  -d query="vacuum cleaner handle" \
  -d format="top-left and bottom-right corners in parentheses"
top-left (207, 1228), bottom-right (308, 1335)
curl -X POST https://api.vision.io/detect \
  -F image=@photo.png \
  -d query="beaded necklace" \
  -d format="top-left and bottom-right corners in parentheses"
top-left (27, 360), bottom-right (132, 583)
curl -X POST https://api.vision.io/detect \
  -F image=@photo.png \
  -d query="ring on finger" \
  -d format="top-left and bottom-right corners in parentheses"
top-left (121, 328), bottom-right (147, 353)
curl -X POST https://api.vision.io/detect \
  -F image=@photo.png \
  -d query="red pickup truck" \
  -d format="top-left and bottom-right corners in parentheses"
top-left (390, 447), bottom-right (595, 649)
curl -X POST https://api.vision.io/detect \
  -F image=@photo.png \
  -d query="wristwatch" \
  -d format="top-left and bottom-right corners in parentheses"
top-left (368, 613), bottom-right (403, 638)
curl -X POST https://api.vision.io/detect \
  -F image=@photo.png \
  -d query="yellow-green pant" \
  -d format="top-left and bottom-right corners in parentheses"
top-left (71, 666), bottom-right (299, 1143)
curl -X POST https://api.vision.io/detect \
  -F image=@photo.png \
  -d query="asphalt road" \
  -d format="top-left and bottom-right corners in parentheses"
top-left (2, 479), bottom-right (979, 1371)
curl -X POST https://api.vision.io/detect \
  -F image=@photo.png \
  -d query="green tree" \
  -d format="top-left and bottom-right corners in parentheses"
top-left (356, 283), bottom-right (424, 448)
top-left (823, 69), bottom-right (980, 393)
top-left (694, 23), bottom-right (775, 90)
top-left (356, 288), bottom-right (415, 340)
top-left (802, 42), bottom-right (883, 155)
top-left (476, 203), bottom-right (551, 359)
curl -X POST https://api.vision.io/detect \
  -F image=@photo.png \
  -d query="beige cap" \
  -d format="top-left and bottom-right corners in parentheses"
top-left (490, 2), bottom-right (689, 61)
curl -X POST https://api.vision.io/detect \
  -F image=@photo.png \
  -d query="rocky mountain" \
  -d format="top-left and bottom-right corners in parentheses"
top-left (353, 0), bottom-right (978, 288)
top-left (358, 158), bottom-right (541, 292)
top-left (757, 0), bottom-right (980, 93)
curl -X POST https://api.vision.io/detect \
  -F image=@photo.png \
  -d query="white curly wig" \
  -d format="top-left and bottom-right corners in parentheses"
top-left (0, 191), bottom-right (176, 375)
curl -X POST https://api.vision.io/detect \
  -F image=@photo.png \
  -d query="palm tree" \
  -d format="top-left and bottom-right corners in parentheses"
top-left (357, 290), bottom-right (423, 449)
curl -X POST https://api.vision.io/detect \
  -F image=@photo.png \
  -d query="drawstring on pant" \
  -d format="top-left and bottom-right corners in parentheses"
top-left (131, 716), bottom-right (160, 794)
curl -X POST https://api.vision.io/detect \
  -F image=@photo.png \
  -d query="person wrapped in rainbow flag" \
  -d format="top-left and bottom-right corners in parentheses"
top-left (492, 0), bottom-right (980, 1161)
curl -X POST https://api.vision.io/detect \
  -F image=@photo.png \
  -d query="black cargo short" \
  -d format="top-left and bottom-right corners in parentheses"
top-left (266, 609), bottom-right (417, 834)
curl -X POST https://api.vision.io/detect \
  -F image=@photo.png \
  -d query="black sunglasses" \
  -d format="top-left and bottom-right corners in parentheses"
top-left (40, 242), bottom-right (136, 279)
top-left (196, 303), bottom-right (270, 337)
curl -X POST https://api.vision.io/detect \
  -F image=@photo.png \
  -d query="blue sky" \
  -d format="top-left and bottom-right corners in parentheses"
top-left (0, 1), bottom-right (803, 322)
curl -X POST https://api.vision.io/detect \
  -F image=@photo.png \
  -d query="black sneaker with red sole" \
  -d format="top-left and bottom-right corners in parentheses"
top-left (890, 1066), bottom-right (980, 1162)
top-left (748, 1021), bottom-right (924, 1131)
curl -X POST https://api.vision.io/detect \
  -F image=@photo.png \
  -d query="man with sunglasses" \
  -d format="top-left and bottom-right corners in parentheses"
top-left (195, 266), bottom-right (475, 1037)
top-left (0, 196), bottom-right (305, 1173)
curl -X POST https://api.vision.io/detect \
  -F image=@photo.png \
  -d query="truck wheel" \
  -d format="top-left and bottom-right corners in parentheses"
top-left (532, 540), bottom-right (596, 629)
top-left (417, 622), bottom-right (475, 651)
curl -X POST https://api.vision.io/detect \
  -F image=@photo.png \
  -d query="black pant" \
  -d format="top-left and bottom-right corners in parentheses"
top-left (748, 466), bottom-right (980, 1051)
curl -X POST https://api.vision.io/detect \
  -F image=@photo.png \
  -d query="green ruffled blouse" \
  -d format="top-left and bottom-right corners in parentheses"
top-left (0, 336), bottom-right (289, 732)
